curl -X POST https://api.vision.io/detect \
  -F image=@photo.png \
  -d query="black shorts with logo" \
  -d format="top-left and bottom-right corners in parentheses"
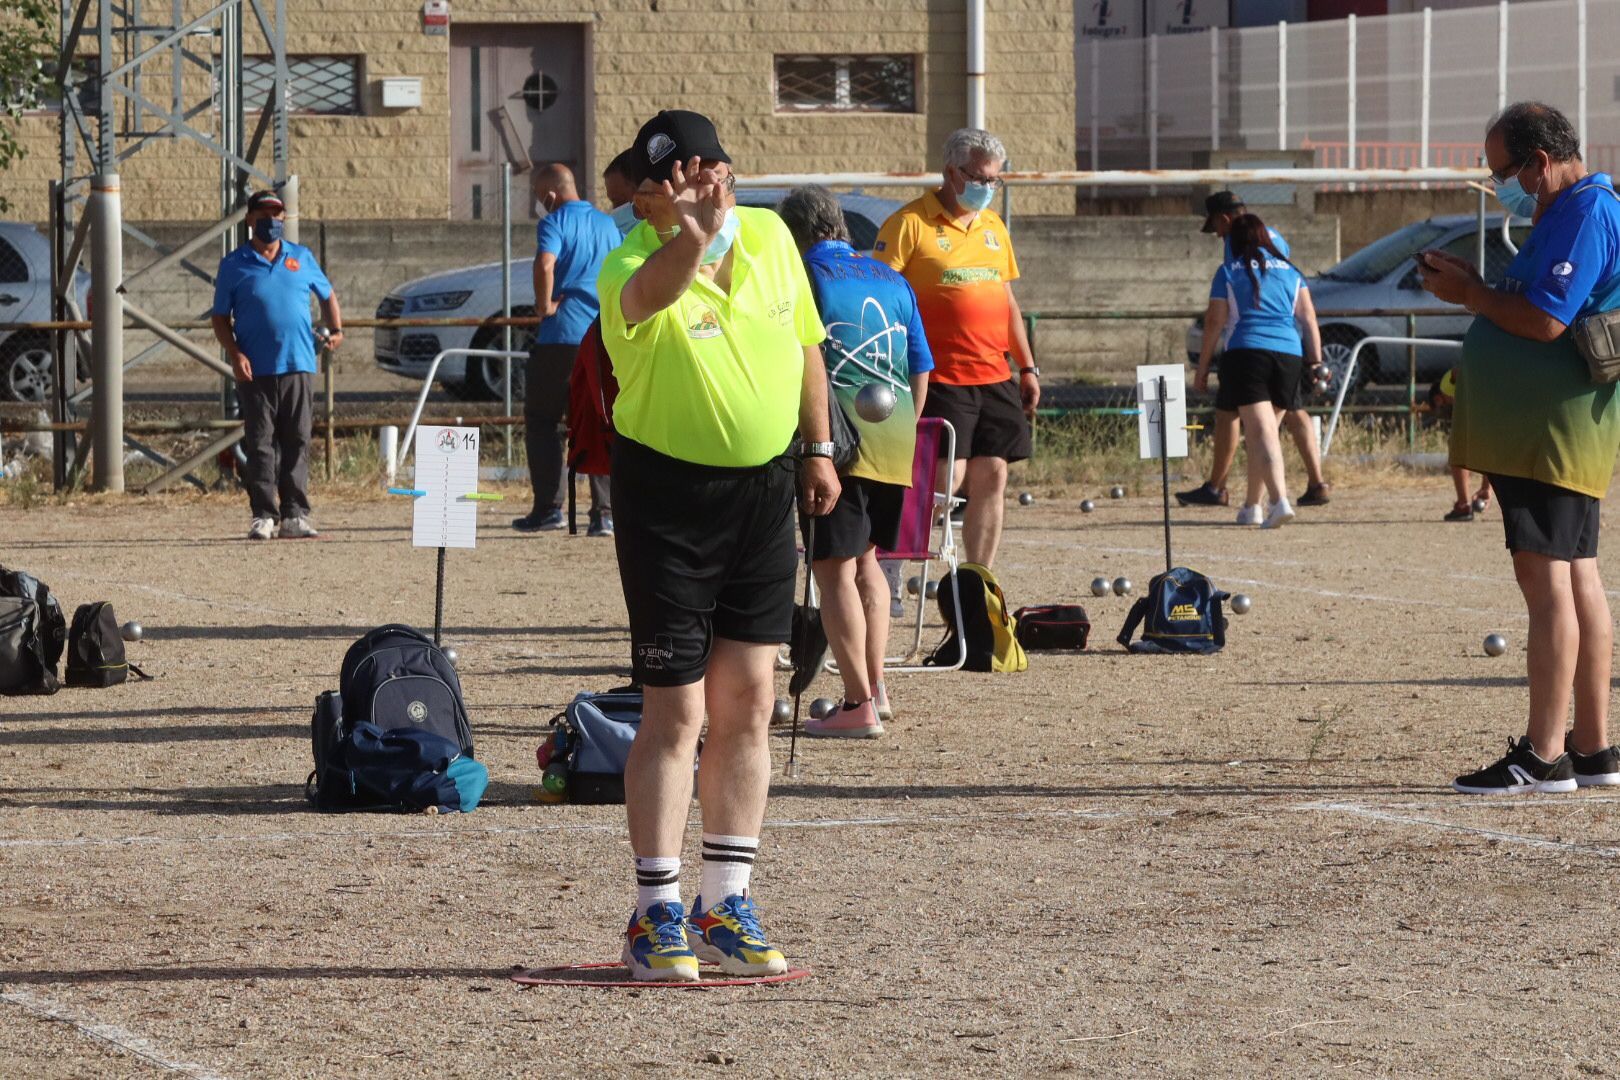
top-left (611, 437), bottom-right (799, 687)
top-left (1488, 473), bottom-right (1601, 561)
top-left (1215, 348), bottom-right (1304, 412)
top-left (922, 378), bottom-right (1032, 462)
top-left (802, 476), bottom-right (905, 561)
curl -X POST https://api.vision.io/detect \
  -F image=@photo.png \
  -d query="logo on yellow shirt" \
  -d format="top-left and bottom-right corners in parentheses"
top-left (934, 226), bottom-right (951, 253)
top-left (985, 232), bottom-right (1000, 251)
top-left (688, 306), bottom-right (723, 340)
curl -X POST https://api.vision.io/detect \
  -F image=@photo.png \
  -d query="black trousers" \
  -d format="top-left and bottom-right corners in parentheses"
top-left (239, 371), bottom-right (313, 521)
top-left (524, 343), bottom-right (609, 514)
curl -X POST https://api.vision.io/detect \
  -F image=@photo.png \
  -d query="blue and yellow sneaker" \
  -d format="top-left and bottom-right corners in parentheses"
top-left (622, 901), bottom-right (700, 982)
top-left (687, 894), bottom-right (788, 976)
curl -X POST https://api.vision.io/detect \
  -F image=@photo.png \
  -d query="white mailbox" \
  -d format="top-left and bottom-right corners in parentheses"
top-left (381, 77), bottom-right (423, 109)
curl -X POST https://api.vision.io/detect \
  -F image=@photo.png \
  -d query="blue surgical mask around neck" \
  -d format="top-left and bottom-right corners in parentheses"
top-left (253, 216), bottom-right (284, 244)
top-left (958, 178), bottom-right (997, 213)
top-left (610, 202), bottom-right (640, 237)
top-left (701, 208), bottom-right (740, 265)
top-left (1493, 169), bottom-right (1541, 218)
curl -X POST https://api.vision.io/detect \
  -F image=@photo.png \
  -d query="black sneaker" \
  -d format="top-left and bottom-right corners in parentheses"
top-left (1175, 482), bottom-right (1228, 507)
top-left (1567, 738), bottom-right (1620, 787)
top-left (512, 508), bottom-right (565, 533)
top-left (1453, 736), bottom-right (1578, 795)
top-left (1297, 483), bottom-right (1332, 507)
top-left (1443, 503), bottom-right (1474, 522)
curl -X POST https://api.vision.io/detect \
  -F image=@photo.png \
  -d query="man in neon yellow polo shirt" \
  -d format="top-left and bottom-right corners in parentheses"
top-left (596, 110), bottom-right (840, 983)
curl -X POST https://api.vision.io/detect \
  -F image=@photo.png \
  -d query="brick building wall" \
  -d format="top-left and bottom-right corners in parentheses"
top-left (0, 0), bottom-right (1076, 223)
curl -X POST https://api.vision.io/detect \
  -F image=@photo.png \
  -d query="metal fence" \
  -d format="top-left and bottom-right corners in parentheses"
top-left (1080, 0), bottom-right (1620, 177)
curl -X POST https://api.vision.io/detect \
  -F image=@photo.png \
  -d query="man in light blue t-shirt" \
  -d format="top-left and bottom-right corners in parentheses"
top-left (516, 163), bottom-right (623, 536)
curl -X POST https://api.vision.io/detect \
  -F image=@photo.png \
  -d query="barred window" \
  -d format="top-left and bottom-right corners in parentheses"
top-left (244, 55), bottom-right (362, 116)
top-left (774, 55), bottom-right (916, 114)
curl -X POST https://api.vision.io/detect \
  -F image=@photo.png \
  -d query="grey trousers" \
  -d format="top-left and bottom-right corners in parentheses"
top-left (525, 343), bottom-right (610, 515)
top-left (239, 371), bottom-right (313, 521)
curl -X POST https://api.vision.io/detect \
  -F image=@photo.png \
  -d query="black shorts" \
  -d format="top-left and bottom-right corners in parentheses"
top-left (922, 379), bottom-right (1032, 462)
top-left (611, 437), bottom-right (798, 687)
top-left (1215, 348), bottom-right (1304, 412)
top-left (802, 476), bottom-right (905, 561)
top-left (1488, 473), bottom-right (1601, 561)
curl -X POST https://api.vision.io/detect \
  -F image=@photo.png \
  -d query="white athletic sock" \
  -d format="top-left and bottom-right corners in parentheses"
top-left (699, 834), bottom-right (758, 906)
top-left (635, 856), bottom-right (681, 916)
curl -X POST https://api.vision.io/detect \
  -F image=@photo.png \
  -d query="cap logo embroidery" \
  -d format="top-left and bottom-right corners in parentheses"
top-left (647, 133), bottom-right (676, 164)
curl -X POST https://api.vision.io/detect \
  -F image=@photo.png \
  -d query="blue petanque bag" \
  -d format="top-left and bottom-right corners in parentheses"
top-left (542, 690), bottom-right (699, 805)
top-left (1116, 567), bottom-right (1230, 655)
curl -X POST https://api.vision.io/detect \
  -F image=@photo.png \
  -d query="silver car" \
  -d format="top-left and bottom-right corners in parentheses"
top-left (373, 189), bottom-right (903, 400)
top-left (0, 222), bottom-right (92, 403)
top-left (1188, 213), bottom-right (1532, 390)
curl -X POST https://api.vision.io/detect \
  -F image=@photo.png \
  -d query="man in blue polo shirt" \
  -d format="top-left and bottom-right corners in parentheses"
top-left (514, 163), bottom-right (623, 536)
top-left (211, 190), bottom-right (342, 541)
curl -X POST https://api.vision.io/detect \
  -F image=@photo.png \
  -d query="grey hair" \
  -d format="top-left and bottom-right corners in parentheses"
top-left (943, 128), bottom-right (1007, 170)
top-left (776, 185), bottom-right (850, 249)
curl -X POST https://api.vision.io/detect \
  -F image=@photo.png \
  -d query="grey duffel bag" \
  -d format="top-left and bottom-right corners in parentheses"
top-left (0, 596), bottom-right (59, 695)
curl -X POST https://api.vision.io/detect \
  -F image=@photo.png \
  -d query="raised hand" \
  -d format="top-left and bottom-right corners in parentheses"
top-left (662, 156), bottom-right (729, 247)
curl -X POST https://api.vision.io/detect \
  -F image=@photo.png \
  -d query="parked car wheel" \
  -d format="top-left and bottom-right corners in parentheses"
top-left (1320, 326), bottom-right (1375, 394)
top-left (1, 335), bottom-right (55, 403)
top-left (457, 323), bottom-right (531, 403)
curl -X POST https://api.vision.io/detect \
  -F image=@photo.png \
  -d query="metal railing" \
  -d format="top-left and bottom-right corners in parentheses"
top-left (392, 347), bottom-right (526, 482)
top-left (1322, 336), bottom-right (1462, 457)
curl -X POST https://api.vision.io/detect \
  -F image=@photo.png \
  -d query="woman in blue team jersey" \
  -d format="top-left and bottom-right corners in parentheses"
top-left (1192, 213), bottom-right (1323, 529)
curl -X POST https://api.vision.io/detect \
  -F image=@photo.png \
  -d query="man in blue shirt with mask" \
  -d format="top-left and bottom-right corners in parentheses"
top-left (515, 163), bottom-right (623, 536)
top-left (211, 190), bottom-right (342, 541)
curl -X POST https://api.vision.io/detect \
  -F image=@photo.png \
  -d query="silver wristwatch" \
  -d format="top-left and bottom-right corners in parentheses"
top-left (802, 441), bottom-right (836, 460)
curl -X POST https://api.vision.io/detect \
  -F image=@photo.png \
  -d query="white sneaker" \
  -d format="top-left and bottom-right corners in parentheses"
top-left (280, 516), bottom-right (319, 539)
top-left (874, 682), bottom-right (894, 722)
top-left (1262, 499), bottom-right (1296, 530)
top-left (1234, 504), bottom-right (1263, 526)
top-left (247, 517), bottom-right (276, 541)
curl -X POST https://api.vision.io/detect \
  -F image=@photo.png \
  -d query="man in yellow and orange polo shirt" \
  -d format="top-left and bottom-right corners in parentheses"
top-left (874, 128), bottom-right (1038, 569)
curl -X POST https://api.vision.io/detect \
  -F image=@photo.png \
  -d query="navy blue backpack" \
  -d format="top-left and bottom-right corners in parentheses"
top-left (1116, 567), bottom-right (1230, 655)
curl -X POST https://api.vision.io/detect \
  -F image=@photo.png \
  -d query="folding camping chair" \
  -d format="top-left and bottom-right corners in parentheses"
top-left (825, 416), bottom-right (967, 674)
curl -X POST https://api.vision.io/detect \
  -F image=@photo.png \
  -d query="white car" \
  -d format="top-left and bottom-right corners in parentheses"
top-left (0, 222), bottom-right (92, 403)
top-left (374, 190), bottom-right (903, 400)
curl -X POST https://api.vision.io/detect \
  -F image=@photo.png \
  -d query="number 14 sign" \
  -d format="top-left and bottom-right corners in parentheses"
top-left (412, 426), bottom-right (480, 549)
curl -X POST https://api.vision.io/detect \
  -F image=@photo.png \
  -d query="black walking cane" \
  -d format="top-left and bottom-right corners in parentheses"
top-left (786, 513), bottom-right (816, 778)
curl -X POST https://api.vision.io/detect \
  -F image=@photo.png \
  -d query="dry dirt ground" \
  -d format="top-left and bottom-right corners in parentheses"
top-left (3, 479), bottom-right (1618, 1079)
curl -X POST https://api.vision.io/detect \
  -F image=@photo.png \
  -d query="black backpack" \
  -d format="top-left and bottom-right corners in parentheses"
top-left (308, 625), bottom-right (475, 810)
top-left (0, 565), bottom-right (65, 694)
top-left (1116, 567), bottom-right (1230, 655)
top-left (924, 562), bottom-right (1029, 673)
top-left (65, 601), bottom-right (147, 688)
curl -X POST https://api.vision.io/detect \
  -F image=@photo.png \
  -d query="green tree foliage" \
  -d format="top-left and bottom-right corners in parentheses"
top-left (0, 1), bottom-right (54, 213)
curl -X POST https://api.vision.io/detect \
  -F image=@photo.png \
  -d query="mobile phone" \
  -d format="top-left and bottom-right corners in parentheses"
top-left (1412, 250), bottom-right (1437, 271)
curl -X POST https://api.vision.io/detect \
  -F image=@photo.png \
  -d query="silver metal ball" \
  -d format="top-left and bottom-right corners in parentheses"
top-left (1483, 633), bottom-right (1508, 657)
top-left (924, 579), bottom-right (939, 600)
top-left (1112, 576), bottom-right (1132, 597)
top-left (1080, 499), bottom-right (1095, 513)
top-left (853, 382), bottom-right (898, 423)
top-left (442, 646), bottom-right (459, 669)
top-left (905, 575), bottom-right (922, 597)
top-left (120, 621), bottom-right (142, 643)
top-left (1018, 492), bottom-right (1034, 506)
top-left (1230, 593), bottom-right (1252, 615)
top-left (809, 697), bottom-right (838, 721)
top-left (772, 697), bottom-right (793, 724)
top-left (1090, 577), bottom-right (1111, 597)
top-left (1471, 497), bottom-right (1487, 514)
top-left (1110, 485), bottom-right (1126, 499)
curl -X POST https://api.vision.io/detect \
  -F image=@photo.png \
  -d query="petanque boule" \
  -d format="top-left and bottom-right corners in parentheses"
top-left (1113, 576), bottom-right (1132, 597)
top-left (1018, 492), bottom-right (1034, 506)
top-left (120, 621), bottom-right (143, 643)
top-left (1230, 594), bottom-right (1252, 615)
top-left (853, 382), bottom-right (898, 423)
top-left (924, 579), bottom-right (939, 600)
top-left (772, 697), bottom-right (793, 724)
top-left (1090, 577), bottom-right (1111, 597)
top-left (906, 575), bottom-right (922, 597)
top-left (1483, 633), bottom-right (1508, 657)
top-left (1110, 485), bottom-right (1125, 499)
top-left (809, 697), bottom-right (837, 721)
top-left (1080, 499), bottom-right (1095, 513)
top-left (442, 646), bottom-right (459, 669)
top-left (1471, 497), bottom-right (1487, 514)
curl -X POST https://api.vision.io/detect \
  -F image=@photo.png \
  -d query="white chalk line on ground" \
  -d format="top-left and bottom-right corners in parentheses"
top-left (1306, 800), bottom-right (1620, 858)
top-left (45, 570), bottom-right (307, 620)
top-left (0, 987), bottom-right (231, 1079)
top-left (0, 807), bottom-right (1156, 852)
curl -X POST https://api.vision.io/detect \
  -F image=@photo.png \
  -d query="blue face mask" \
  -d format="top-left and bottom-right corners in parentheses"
top-left (701, 208), bottom-right (741, 265)
top-left (253, 216), bottom-right (284, 244)
top-left (958, 178), bottom-right (997, 213)
top-left (1493, 169), bottom-right (1540, 219)
top-left (610, 203), bottom-right (639, 237)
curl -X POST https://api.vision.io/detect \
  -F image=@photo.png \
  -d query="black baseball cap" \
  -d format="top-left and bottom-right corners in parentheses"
top-left (246, 190), bottom-right (285, 214)
top-left (630, 110), bottom-right (731, 185)
top-left (1200, 190), bottom-right (1244, 232)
